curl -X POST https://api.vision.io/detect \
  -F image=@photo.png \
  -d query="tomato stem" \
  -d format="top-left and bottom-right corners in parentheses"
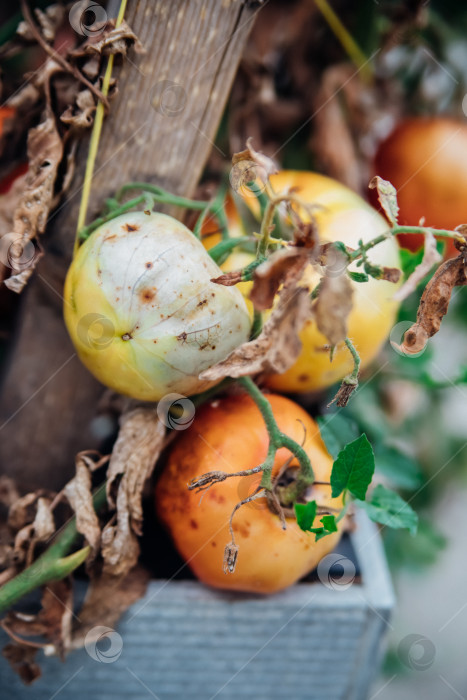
top-left (0, 485), bottom-right (107, 614)
top-left (78, 195), bottom-right (147, 240)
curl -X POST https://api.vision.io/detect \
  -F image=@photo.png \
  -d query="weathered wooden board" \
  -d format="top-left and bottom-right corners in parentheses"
top-left (0, 0), bottom-right (258, 490)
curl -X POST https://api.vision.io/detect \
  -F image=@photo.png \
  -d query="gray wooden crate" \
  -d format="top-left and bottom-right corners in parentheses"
top-left (0, 511), bottom-right (394, 700)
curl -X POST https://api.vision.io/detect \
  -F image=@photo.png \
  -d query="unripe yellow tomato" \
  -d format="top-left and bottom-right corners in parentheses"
top-left (64, 211), bottom-right (251, 401)
top-left (202, 172), bottom-right (400, 394)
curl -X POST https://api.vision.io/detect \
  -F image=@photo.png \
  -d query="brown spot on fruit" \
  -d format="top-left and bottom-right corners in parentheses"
top-left (140, 288), bottom-right (156, 303)
top-left (145, 262), bottom-right (153, 269)
top-left (190, 519), bottom-right (198, 530)
top-left (177, 331), bottom-right (187, 342)
top-left (124, 223), bottom-right (139, 232)
top-left (197, 299), bottom-right (208, 307)
top-left (298, 373), bottom-right (309, 382)
top-left (211, 541), bottom-right (217, 547)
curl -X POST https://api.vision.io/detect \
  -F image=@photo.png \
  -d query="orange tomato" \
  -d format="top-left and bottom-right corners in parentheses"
top-left (155, 393), bottom-right (344, 594)
top-left (374, 117), bottom-right (467, 257)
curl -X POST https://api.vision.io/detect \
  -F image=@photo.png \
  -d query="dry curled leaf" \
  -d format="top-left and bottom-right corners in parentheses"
top-left (64, 452), bottom-right (103, 556)
top-left (211, 269), bottom-right (244, 286)
top-left (249, 247), bottom-right (309, 311)
top-left (313, 251), bottom-right (353, 347)
top-left (70, 20), bottom-right (143, 58)
top-left (102, 409), bottom-right (165, 577)
top-left (381, 266), bottom-right (401, 283)
top-left (394, 230), bottom-right (442, 302)
top-left (399, 256), bottom-right (467, 355)
top-left (8, 492), bottom-right (55, 569)
top-left (70, 566), bottom-right (150, 651)
top-left (3, 112), bottom-right (62, 293)
top-left (369, 175), bottom-right (399, 226)
top-left (2, 643), bottom-right (41, 685)
top-left (60, 88), bottom-right (96, 129)
top-left (200, 283), bottom-right (311, 380)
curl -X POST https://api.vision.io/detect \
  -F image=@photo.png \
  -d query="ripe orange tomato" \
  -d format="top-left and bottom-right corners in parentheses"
top-left (202, 171), bottom-right (401, 394)
top-left (155, 393), bottom-right (344, 594)
top-left (374, 117), bottom-right (467, 257)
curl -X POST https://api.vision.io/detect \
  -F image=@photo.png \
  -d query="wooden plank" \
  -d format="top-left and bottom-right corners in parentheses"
top-left (0, 0), bottom-right (257, 490)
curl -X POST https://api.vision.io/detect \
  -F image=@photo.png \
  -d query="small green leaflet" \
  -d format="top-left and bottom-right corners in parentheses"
top-left (317, 414), bottom-right (359, 459)
top-left (348, 271), bottom-right (369, 283)
top-left (295, 500), bottom-right (317, 531)
top-left (331, 434), bottom-right (375, 500)
top-left (359, 484), bottom-right (418, 535)
top-left (369, 176), bottom-right (399, 225)
top-left (294, 502), bottom-right (338, 541)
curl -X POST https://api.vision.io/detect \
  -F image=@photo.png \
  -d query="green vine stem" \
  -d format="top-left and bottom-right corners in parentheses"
top-left (116, 182), bottom-right (210, 212)
top-left (344, 337), bottom-right (361, 384)
top-left (78, 195), bottom-right (148, 241)
top-left (349, 225), bottom-right (465, 262)
top-left (0, 486), bottom-right (107, 615)
top-left (188, 376), bottom-right (315, 504)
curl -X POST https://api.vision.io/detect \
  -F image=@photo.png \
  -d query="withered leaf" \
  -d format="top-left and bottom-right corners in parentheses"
top-left (11, 494), bottom-right (55, 569)
top-left (102, 409), bottom-right (165, 577)
top-left (199, 283), bottom-right (311, 380)
top-left (249, 247), bottom-right (309, 311)
top-left (211, 269), bottom-right (243, 286)
top-left (313, 251), bottom-right (353, 347)
top-left (64, 452), bottom-right (102, 555)
top-left (381, 266), bottom-right (401, 283)
top-left (369, 175), bottom-right (399, 226)
top-left (399, 256), bottom-right (467, 355)
top-left (70, 566), bottom-right (150, 651)
top-left (71, 20), bottom-right (143, 58)
top-left (394, 230), bottom-right (442, 302)
top-left (2, 643), bottom-right (41, 685)
top-left (60, 89), bottom-right (96, 129)
top-left (3, 112), bottom-right (62, 293)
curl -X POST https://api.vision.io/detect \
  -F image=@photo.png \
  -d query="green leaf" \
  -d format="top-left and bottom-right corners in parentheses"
top-left (331, 434), bottom-right (375, 500)
top-left (320, 514), bottom-right (338, 533)
top-left (360, 485), bottom-right (418, 535)
top-left (369, 176), bottom-right (399, 225)
top-left (399, 240), bottom-right (445, 282)
top-left (294, 501), bottom-right (317, 531)
top-left (317, 414), bottom-right (359, 459)
top-left (375, 446), bottom-right (424, 491)
top-left (348, 270), bottom-right (369, 283)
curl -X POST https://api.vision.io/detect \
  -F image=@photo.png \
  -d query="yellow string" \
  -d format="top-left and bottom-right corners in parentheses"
top-left (73, 0), bottom-right (129, 256)
top-left (314, 0), bottom-right (372, 83)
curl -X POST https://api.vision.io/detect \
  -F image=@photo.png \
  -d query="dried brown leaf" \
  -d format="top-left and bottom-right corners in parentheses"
top-left (64, 453), bottom-right (102, 555)
top-left (9, 493), bottom-right (55, 568)
top-left (70, 20), bottom-right (143, 58)
top-left (399, 257), bottom-right (467, 355)
top-left (313, 251), bottom-right (354, 346)
top-left (199, 283), bottom-right (311, 381)
top-left (2, 643), bottom-right (41, 685)
top-left (369, 175), bottom-right (399, 225)
top-left (3, 112), bottom-right (62, 293)
top-left (102, 409), bottom-right (165, 577)
top-left (71, 566), bottom-right (150, 650)
top-left (60, 88), bottom-right (96, 129)
top-left (381, 266), bottom-right (401, 283)
top-left (249, 247), bottom-right (309, 311)
top-left (211, 269), bottom-right (244, 286)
